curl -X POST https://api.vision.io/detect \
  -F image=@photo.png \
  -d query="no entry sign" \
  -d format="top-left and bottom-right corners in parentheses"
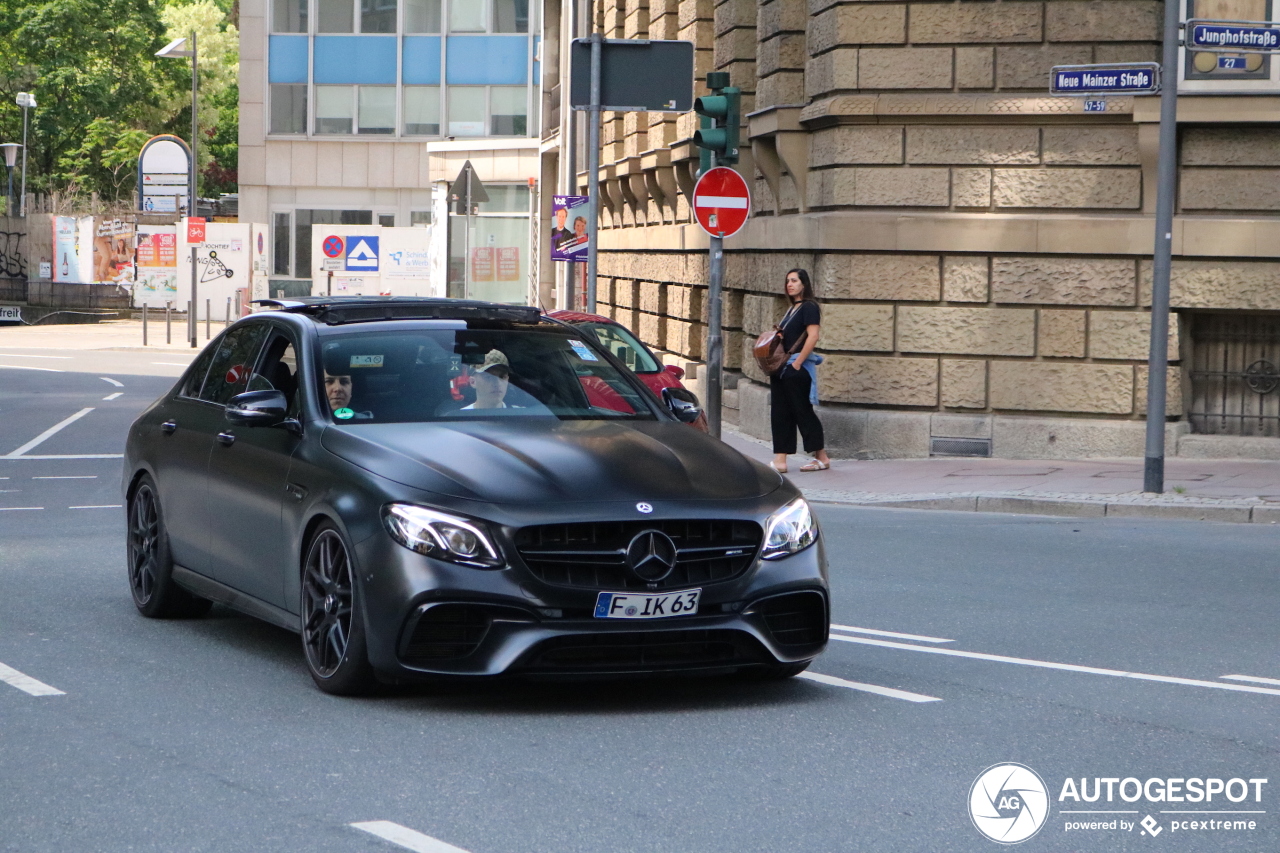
top-left (693, 167), bottom-right (750, 239)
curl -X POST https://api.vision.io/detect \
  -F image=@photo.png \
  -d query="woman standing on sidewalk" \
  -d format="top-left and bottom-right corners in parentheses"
top-left (771, 269), bottom-right (832, 473)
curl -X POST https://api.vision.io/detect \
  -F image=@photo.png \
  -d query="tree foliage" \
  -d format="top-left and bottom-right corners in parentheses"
top-left (0, 0), bottom-right (238, 204)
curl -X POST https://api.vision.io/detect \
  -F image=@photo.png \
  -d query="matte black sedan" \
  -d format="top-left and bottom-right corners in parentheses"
top-left (123, 297), bottom-right (828, 694)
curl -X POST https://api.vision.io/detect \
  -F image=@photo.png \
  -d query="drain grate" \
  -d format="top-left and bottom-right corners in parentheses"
top-left (930, 437), bottom-right (992, 458)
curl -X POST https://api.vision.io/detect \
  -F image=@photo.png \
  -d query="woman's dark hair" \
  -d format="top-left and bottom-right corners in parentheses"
top-left (784, 268), bottom-right (815, 303)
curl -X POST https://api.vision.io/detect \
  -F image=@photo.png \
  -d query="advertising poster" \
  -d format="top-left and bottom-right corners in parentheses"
top-left (550, 195), bottom-right (589, 261)
top-left (134, 225), bottom-right (179, 306)
top-left (471, 247), bottom-right (495, 282)
top-left (382, 228), bottom-right (433, 279)
top-left (496, 246), bottom-right (520, 282)
top-left (249, 223), bottom-right (271, 303)
top-left (177, 220), bottom-right (252, 320)
top-left (52, 216), bottom-right (78, 282)
top-left (92, 219), bottom-right (136, 285)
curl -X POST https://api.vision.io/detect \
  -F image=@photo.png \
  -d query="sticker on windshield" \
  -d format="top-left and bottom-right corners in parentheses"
top-left (569, 341), bottom-right (598, 362)
top-left (333, 407), bottom-right (355, 420)
top-left (349, 354), bottom-right (384, 368)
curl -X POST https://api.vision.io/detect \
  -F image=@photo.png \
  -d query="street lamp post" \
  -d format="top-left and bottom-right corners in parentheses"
top-left (155, 33), bottom-right (198, 216)
top-left (0, 144), bottom-right (19, 217)
top-left (15, 93), bottom-right (35, 217)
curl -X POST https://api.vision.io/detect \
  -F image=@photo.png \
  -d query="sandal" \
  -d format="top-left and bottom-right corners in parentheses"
top-left (769, 462), bottom-right (788, 474)
top-left (799, 459), bottom-right (830, 472)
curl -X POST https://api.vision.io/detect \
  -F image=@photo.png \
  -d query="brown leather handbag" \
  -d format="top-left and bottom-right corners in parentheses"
top-left (752, 306), bottom-right (804, 377)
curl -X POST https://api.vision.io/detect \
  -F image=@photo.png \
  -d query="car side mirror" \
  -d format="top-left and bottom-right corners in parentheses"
top-left (663, 364), bottom-right (686, 380)
top-left (662, 386), bottom-right (702, 424)
top-left (225, 389), bottom-right (288, 427)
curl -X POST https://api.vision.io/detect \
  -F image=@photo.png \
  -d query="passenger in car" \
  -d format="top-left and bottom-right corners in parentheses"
top-left (461, 349), bottom-right (518, 410)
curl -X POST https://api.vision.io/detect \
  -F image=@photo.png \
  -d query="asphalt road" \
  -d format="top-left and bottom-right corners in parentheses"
top-left (0, 350), bottom-right (1276, 853)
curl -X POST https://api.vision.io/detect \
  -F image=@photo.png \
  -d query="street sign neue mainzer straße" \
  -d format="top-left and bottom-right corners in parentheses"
top-left (1050, 62), bottom-right (1161, 95)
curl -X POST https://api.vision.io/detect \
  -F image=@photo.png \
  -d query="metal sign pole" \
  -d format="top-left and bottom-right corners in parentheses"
top-left (585, 32), bottom-right (602, 313)
top-left (464, 166), bottom-right (472, 299)
top-left (190, 246), bottom-right (198, 348)
top-left (1143, 0), bottom-right (1181, 494)
top-left (706, 235), bottom-right (724, 438)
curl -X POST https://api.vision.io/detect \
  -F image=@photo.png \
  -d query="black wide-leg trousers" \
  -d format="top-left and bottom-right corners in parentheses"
top-left (770, 365), bottom-right (824, 455)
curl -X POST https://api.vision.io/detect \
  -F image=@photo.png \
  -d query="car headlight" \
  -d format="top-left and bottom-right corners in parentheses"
top-left (383, 504), bottom-right (504, 568)
top-left (760, 498), bottom-right (818, 560)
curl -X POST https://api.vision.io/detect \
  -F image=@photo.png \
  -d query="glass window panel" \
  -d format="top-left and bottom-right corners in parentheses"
top-left (493, 0), bottom-right (529, 32)
top-left (273, 212), bottom-right (291, 276)
top-left (201, 324), bottom-right (271, 405)
top-left (269, 84), bottom-right (308, 134)
top-left (448, 87), bottom-right (486, 136)
top-left (479, 184), bottom-right (529, 212)
top-left (450, 0), bottom-right (485, 31)
top-left (360, 0), bottom-right (396, 32)
top-left (315, 85), bottom-right (355, 134)
top-left (403, 86), bottom-right (441, 135)
top-left (358, 86), bottom-right (396, 134)
top-left (405, 0), bottom-right (441, 32)
top-left (317, 0), bottom-right (354, 32)
top-left (272, 0), bottom-right (307, 32)
top-left (411, 210), bottom-right (432, 226)
top-left (489, 85), bottom-right (526, 136)
top-left (378, 213), bottom-right (396, 227)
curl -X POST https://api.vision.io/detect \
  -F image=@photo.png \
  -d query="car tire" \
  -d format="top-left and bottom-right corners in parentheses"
top-left (126, 475), bottom-right (213, 619)
top-left (300, 522), bottom-right (378, 696)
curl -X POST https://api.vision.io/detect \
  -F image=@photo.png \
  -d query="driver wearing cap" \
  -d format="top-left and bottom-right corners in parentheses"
top-left (462, 349), bottom-right (517, 410)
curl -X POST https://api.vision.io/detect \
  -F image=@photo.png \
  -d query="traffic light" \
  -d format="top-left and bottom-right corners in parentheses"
top-left (693, 71), bottom-right (741, 169)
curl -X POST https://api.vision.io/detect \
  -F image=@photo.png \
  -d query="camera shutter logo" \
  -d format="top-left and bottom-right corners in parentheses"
top-left (969, 763), bottom-right (1049, 844)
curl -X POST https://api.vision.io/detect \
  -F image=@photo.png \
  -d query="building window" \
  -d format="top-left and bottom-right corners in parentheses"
top-left (493, 0), bottom-right (529, 33)
top-left (273, 212), bottom-right (292, 276)
top-left (411, 210), bottom-right (432, 226)
top-left (378, 213), bottom-right (396, 227)
top-left (450, 0), bottom-right (486, 31)
top-left (315, 85), bottom-right (354, 133)
top-left (405, 0), bottom-right (441, 32)
top-left (270, 84), bottom-right (308, 134)
top-left (447, 87), bottom-right (486, 136)
top-left (480, 184), bottom-right (529, 212)
top-left (361, 0), bottom-right (397, 32)
top-left (489, 85), bottom-right (526, 135)
top-left (317, 0), bottom-right (354, 32)
top-left (358, 86), bottom-right (396, 134)
top-left (403, 86), bottom-right (440, 135)
top-left (293, 209), bottom-right (373, 279)
top-left (272, 0), bottom-right (307, 32)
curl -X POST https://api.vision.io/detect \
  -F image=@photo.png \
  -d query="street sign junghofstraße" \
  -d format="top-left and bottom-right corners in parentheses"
top-left (1186, 19), bottom-right (1280, 53)
top-left (1050, 62), bottom-right (1161, 95)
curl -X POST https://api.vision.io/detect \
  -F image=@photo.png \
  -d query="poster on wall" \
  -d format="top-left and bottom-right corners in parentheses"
top-left (382, 228), bottom-right (433, 279)
top-left (52, 216), bottom-right (78, 282)
top-left (550, 195), bottom-right (590, 261)
top-left (135, 226), bottom-right (179, 306)
top-left (177, 221), bottom-right (252, 320)
top-left (496, 247), bottom-right (520, 282)
top-left (471, 247), bottom-right (495, 282)
top-left (93, 219), bottom-right (136, 285)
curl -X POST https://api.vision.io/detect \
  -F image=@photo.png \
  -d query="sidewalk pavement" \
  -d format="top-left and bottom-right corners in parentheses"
top-left (721, 427), bottom-right (1280, 524)
top-left (0, 318), bottom-right (214, 352)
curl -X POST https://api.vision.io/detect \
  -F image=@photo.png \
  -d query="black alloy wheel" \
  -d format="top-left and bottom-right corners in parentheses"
top-left (126, 476), bottom-right (211, 618)
top-left (301, 523), bottom-right (376, 695)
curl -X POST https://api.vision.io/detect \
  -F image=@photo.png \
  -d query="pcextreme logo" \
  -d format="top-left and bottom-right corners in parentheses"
top-left (969, 764), bottom-right (1268, 844)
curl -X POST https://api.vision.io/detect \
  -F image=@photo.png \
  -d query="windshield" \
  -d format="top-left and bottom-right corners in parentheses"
top-left (577, 322), bottom-right (662, 373)
top-left (316, 325), bottom-right (658, 424)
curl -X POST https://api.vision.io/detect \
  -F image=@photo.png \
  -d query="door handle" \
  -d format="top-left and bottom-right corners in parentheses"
top-left (161, 420), bottom-right (177, 435)
top-left (216, 431), bottom-right (235, 447)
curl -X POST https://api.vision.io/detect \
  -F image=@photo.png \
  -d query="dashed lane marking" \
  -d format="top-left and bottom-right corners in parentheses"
top-left (33, 476), bottom-right (97, 480)
top-left (830, 624), bottom-right (953, 644)
top-left (102, 392), bottom-right (122, 401)
top-left (0, 662), bottom-right (64, 696)
top-left (69, 505), bottom-right (121, 510)
top-left (151, 362), bottom-right (190, 366)
top-left (0, 507), bottom-right (43, 511)
top-left (6, 455), bottom-right (123, 460)
top-left (99, 377), bottom-right (124, 387)
top-left (351, 822), bottom-right (470, 853)
top-left (0, 354), bottom-right (72, 359)
top-left (1222, 674), bottom-right (1280, 687)
top-left (4, 408), bottom-right (95, 459)
top-left (0, 365), bottom-right (64, 373)
top-left (799, 671), bottom-right (941, 703)
top-left (832, 635), bottom-right (1280, 698)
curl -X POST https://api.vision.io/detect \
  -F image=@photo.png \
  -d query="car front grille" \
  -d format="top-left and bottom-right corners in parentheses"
top-left (401, 604), bottom-right (492, 663)
top-left (520, 629), bottom-right (766, 673)
top-left (750, 591), bottom-right (829, 648)
top-left (514, 519), bottom-right (763, 591)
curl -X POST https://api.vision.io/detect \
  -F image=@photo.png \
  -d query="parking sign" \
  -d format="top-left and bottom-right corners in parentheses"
top-left (345, 236), bottom-right (379, 271)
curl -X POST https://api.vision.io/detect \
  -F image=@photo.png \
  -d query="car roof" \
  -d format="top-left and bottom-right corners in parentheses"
top-left (254, 296), bottom-right (542, 326)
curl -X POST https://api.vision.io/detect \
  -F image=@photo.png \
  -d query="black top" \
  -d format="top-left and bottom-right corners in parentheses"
top-left (779, 300), bottom-right (820, 352)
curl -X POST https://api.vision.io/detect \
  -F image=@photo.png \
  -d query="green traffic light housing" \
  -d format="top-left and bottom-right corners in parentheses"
top-left (693, 73), bottom-right (741, 167)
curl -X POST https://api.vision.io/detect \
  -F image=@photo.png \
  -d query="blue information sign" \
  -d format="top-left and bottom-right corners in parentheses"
top-left (1050, 63), bottom-right (1160, 95)
top-left (1187, 20), bottom-right (1280, 53)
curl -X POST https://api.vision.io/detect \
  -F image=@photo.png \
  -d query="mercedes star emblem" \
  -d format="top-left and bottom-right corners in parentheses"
top-left (624, 529), bottom-right (678, 582)
top-left (636, 502), bottom-right (653, 513)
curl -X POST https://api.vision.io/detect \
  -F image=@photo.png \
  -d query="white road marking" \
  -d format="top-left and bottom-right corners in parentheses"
top-left (0, 354), bottom-right (72, 359)
top-left (694, 195), bottom-right (749, 209)
top-left (151, 361), bottom-right (190, 366)
top-left (832, 635), bottom-right (1280, 697)
top-left (1161, 810), bottom-right (1266, 814)
top-left (69, 505), bottom-right (122, 509)
top-left (4, 408), bottom-right (95, 458)
top-left (351, 822), bottom-right (470, 853)
top-left (0, 507), bottom-right (43, 511)
top-left (830, 624), bottom-right (953, 644)
top-left (33, 476), bottom-right (97, 480)
top-left (0, 364), bottom-right (64, 373)
top-left (8, 454), bottom-right (123, 460)
top-left (0, 662), bottom-right (64, 696)
top-left (1222, 674), bottom-right (1280, 687)
top-left (102, 392), bottom-right (122, 401)
top-left (799, 671), bottom-right (941, 703)
top-left (99, 377), bottom-right (124, 387)
top-left (1060, 810), bottom-right (1138, 814)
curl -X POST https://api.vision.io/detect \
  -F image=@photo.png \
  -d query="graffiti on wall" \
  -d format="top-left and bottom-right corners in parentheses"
top-left (0, 230), bottom-right (27, 280)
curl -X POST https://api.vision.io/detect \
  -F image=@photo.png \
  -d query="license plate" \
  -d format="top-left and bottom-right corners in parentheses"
top-left (594, 588), bottom-right (701, 619)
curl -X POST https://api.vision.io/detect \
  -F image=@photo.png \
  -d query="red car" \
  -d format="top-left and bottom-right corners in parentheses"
top-left (548, 310), bottom-right (710, 432)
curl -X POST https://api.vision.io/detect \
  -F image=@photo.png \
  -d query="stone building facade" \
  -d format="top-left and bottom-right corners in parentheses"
top-left (541, 0), bottom-right (1280, 459)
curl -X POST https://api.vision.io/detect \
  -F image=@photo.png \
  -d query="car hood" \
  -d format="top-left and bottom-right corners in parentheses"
top-left (320, 419), bottom-right (780, 504)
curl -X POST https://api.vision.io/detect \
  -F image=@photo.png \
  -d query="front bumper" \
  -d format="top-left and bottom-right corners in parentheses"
top-left (354, 527), bottom-right (829, 680)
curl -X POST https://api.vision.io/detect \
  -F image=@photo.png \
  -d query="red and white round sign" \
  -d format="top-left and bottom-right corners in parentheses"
top-left (692, 167), bottom-right (751, 239)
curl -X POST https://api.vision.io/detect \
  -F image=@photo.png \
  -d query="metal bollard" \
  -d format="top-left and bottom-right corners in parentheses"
top-left (206, 298), bottom-right (211, 340)
top-left (166, 303), bottom-right (172, 345)
top-left (225, 297), bottom-right (231, 327)
top-left (143, 304), bottom-right (148, 347)
top-left (187, 301), bottom-right (192, 343)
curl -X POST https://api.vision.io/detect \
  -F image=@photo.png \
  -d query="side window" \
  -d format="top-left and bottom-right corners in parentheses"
top-left (250, 332), bottom-right (301, 417)
top-left (177, 343), bottom-right (219, 399)
top-left (200, 324), bottom-right (271, 405)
